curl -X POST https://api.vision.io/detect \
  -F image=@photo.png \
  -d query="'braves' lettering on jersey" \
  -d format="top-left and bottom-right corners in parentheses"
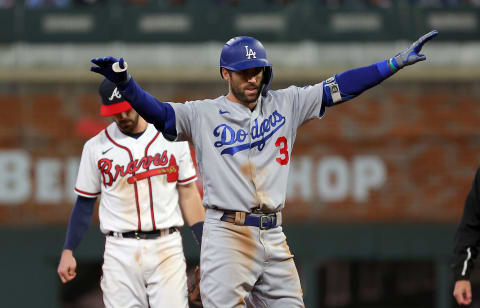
top-left (169, 83), bottom-right (325, 213)
top-left (213, 110), bottom-right (286, 155)
top-left (74, 123), bottom-right (197, 233)
top-left (98, 151), bottom-right (179, 186)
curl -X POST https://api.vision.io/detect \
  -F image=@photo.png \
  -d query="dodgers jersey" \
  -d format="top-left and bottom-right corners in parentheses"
top-left (74, 123), bottom-right (197, 233)
top-left (169, 83), bottom-right (325, 213)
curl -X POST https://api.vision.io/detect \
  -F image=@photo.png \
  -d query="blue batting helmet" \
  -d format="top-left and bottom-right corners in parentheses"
top-left (220, 36), bottom-right (273, 97)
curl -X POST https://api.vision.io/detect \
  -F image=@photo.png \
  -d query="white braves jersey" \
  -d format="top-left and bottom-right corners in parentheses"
top-left (169, 83), bottom-right (325, 213)
top-left (74, 123), bottom-right (197, 234)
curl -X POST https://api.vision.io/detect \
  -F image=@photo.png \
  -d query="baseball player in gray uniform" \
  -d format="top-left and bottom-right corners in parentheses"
top-left (90, 31), bottom-right (438, 307)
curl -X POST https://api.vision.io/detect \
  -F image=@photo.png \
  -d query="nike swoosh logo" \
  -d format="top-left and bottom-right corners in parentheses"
top-left (219, 110), bottom-right (230, 115)
top-left (102, 147), bottom-right (113, 155)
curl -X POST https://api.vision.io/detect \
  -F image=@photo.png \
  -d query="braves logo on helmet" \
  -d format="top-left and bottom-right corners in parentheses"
top-left (109, 87), bottom-right (122, 101)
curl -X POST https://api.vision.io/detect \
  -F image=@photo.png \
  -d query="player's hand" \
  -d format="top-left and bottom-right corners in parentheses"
top-left (187, 265), bottom-right (203, 306)
top-left (57, 249), bottom-right (77, 284)
top-left (393, 30), bottom-right (438, 69)
top-left (90, 56), bottom-right (130, 86)
top-left (453, 280), bottom-right (472, 306)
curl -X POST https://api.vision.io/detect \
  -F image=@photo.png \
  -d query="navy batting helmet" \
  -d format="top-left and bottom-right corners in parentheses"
top-left (220, 36), bottom-right (273, 97)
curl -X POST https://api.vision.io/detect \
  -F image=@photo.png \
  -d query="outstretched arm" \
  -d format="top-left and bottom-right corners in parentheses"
top-left (322, 30), bottom-right (438, 106)
top-left (57, 196), bottom-right (97, 283)
top-left (90, 57), bottom-right (177, 140)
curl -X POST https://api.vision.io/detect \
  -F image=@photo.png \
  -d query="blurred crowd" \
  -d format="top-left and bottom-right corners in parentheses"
top-left (1, 0), bottom-right (480, 8)
top-left (320, 0), bottom-right (480, 8)
top-left (0, 0), bottom-right (102, 7)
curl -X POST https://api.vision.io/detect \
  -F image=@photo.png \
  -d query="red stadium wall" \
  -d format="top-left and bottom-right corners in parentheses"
top-left (286, 83), bottom-right (479, 223)
top-left (1, 81), bottom-right (478, 225)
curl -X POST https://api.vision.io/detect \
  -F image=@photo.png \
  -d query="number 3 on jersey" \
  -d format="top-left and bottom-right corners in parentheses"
top-left (275, 136), bottom-right (289, 165)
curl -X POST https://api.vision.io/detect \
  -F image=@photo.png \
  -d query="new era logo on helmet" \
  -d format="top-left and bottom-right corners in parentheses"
top-left (109, 87), bottom-right (122, 101)
top-left (245, 46), bottom-right (256, 59)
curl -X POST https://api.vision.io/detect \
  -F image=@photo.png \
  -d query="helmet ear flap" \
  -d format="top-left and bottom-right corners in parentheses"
top-left (262, 66), bottom-right (273, 97)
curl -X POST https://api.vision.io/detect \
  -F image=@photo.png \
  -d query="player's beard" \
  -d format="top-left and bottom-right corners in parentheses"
top-left (117, 113), bottom-right (139, 134)
top-left (231, 82), bottom-right (261, 105)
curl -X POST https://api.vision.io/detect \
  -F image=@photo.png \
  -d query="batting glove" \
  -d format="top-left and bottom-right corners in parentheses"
top-left (90, 56), bottom-right (130, 86)
top-left (391, 30), bottom-right (438, 70)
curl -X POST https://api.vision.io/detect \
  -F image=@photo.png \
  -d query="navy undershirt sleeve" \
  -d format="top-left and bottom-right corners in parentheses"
top-left (322, 60), bottom-right (394, 106)
top-left (119, 77), bottom-right (177, 141)
top-left (189, 221), bottom-right (204, 246)
top-left (63, 196), bottom-right (97, 251)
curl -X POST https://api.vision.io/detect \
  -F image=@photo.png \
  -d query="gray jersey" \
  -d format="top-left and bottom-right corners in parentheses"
top-left (169, 83), bottom-right (325, 213)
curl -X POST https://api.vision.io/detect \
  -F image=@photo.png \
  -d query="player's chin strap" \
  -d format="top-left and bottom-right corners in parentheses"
top-left (261, 66), bottom-right (273, 97)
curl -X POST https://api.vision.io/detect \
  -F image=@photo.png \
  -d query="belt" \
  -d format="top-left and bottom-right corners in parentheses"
top-left (107, 227), bottom-right (177, 239)
top-left (220, 211), bottom-right (281, 230)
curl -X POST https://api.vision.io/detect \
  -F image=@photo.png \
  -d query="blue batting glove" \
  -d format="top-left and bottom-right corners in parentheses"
top-left (391, 30), bottom-right (438, 70)
top-left (90, 56), bottom-right (130, 86)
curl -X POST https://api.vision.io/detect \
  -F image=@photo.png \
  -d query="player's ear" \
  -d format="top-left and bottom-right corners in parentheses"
top-left (221, 68), bottom-right (230, 81)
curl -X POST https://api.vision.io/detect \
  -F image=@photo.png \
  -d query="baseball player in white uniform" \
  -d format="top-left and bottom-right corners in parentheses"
top-left (90, 31), bottom-right (438, 307)
top-left (57, 78), bottom-right (205, 308)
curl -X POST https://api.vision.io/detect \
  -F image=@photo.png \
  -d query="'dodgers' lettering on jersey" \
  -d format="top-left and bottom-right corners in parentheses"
top-left (98, 150), bottom-right (178, 187)
top-left (213, 110), bottom-right (286, 156)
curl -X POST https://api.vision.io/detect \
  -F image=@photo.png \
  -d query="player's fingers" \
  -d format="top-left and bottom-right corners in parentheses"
top-left (91, 56), bottom-right (115, 66)
top-left (90, 57), bottom-right (103, 65)
top-left (57, 268), bottom-right (68, 283)
top-left (104, 56), bottom-right (119, 64)
top-left (459, 296), bottom-right (471, 305)
top-left (454, 293), bottom-right (465, 305)
top-left (418, 30), bottom-right (438, 44)
top-left (57, 264), bottom-right (66, 275)
top-left (68, 266), bottom-right (76, 277)
top-left (195, 266), bottom-right (200, 279)
top-left (90, 66), bottom-right (102, 73)
top-left (416, 30), bottom-right (438, 51)
top-left (423, 29), bottom-right (439, 41)
top-left (62, 271), bottom-right (76, 283)
top-left (119, 57), bottom-right (125, 69)
top-left (454, 288), bottom-right (471, 305)
top-left (464, 285), bottom-right (472, 303)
